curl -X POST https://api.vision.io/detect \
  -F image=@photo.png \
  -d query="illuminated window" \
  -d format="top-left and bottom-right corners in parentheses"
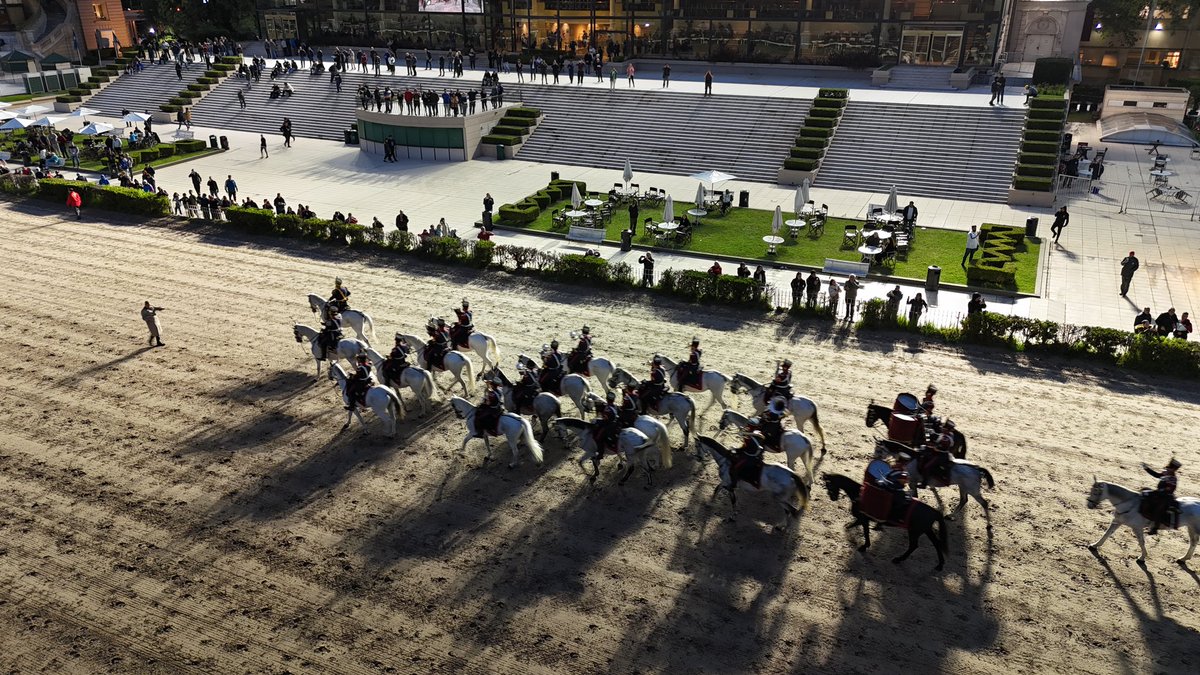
top-left (1100, 52), bottom-right (1119, 67)
top-left (1161, 50), bottom-right (1181, 67)
top-left (93, 3), bottom-right (107, 19)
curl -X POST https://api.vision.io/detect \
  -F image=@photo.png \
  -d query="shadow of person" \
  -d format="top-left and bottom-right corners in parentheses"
top-left (1091, 550), bottom-right (1200, 670)
top-left (66, 346), bottom-right (156, 383)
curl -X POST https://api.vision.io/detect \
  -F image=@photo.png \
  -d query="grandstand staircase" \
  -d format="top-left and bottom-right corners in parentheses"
top-left (815, 101), bottom-right (1025, 203)
top-left (881, 65), bottom-right (955, 90)
top-left (84, 62), bottom-right (208, 117)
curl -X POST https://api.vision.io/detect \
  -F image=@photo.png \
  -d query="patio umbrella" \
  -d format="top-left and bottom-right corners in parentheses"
top-left (885, 185), bottom-right (899, 214)
top-left (66, 107), bottom-right (100, 118)
top-left (694, 182), bottom-right (705, 208)
top-left (11, 104), bottom-right (50, 117)
top-left (570, 183), bottom-right (582, 209)
top-left (0, 118), bottom-right (34, 130)
top-left (0, 110), bottom-right (16, 121)
top-left (123, 112), bottom-right (152, 123)
top-left (0, 102), bottom-right (11, 109)
top-left (31, 115), bottom-right (65, 127)
top-left (662, 195), bottom-right (675, 224)
top-left (772, 205), bottom-right (783, 236)
top-left (622, 158), bottom-right (633, 187)
top-left (689, 169), bottom-right (737, 189)
top-left (78, 122), bottom-right (115, 136)
top-left (800, 178), bottom-right (811, 209)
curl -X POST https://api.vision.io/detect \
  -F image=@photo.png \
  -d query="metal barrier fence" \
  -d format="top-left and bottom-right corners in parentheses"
top-left (1059, 175), bottom-right (1200, 220)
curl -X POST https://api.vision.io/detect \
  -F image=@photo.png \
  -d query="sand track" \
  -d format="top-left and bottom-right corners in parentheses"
top-left (0, 208), bottom-right (1197, 674)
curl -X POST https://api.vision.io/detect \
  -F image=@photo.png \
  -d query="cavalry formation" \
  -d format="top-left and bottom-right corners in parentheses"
top-left (288, 279), bottom-right (1197, 571)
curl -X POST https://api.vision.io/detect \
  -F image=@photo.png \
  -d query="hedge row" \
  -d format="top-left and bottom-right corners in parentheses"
top-left (496, 179), bottom-right (588, 225)
top-left (783, 91), bottom-right (850, 174)
top-left (36, 179), bottom-right (169, 216)
top-left (965, 224), bottom-right (1023, 288)
top-left (481, 134), bottom-right (520, 145)
top-left (1014, 94), bottom-right (1065, 193)
top-left (491, 125), bottom-right (529, 137)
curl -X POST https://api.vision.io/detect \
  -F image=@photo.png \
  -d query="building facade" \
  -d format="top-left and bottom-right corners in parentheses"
top-left (1079, 8), bottom-right (1200, 84)
top-left (75, 0), bottom-right (137, 51)
top-left (254, 0), bottom-right (1007, 68)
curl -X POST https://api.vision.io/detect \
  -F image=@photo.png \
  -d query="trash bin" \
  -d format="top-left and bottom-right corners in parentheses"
top-left (620, 228), bottom-right (633, 251)
top-left (482, 210), bottom-right (493, 230)
top-left (344, 128), bottom-right (359, 145)
top-left (219, 135), bottom-right (229, 150)
top-left (1025, 216), bottom-right (1038, 238)
top-left (1060, 132), bottom-right (1073, 155)
top-left (925, 265), bottom-right (941, 292)
top-left (550, 171), bottom-right (560, 181)
top-left (208, 134), bottom-right (218, 149)
top-left (738, 190), bottom-right (750, 208)
top-left (496, 144), bottom-right (506, 160)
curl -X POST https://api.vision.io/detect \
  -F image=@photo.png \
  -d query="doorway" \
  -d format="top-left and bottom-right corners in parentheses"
top-left (900, 28), bottom-right (963, 66)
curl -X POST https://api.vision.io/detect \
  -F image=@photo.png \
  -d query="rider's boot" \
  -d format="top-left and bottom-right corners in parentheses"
top-left (1148, 524), bottom-right (1159, 535)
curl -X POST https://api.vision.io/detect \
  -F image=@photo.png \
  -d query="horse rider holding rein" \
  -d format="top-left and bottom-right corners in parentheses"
top-left (595, 391), bottom-right (622, 450)
top-left (639, 355), bottom-right (668, 413)
top-left (384, 334), bottom-right (412, 382)
top-left (1144, 458), bottom-right (1181, 535)
top-left (755, 398), bottom-right (786, 450)
top-left (513, 366), bottom-right (540, 410)
top-left (677, 337), bottom-right (702, 389)
top-left (765, 359), bottom-right (793, 405)
top-left (475, 378), bottom-right (504, 436)
top-left (569, 325), bottom-right (593, 372)
top-left (921, 384), bottom-right (937, 416)
top-left (320, 305), bottom-right (343, 359)
top-left (346, 352), bottom-right (373, 410)
top-left (618, 383), bottom-right (640, 427)
top-left (425, 318), bottom-right (450, 369)
top-left (329, 277), bottom-right (351, 313)
top-left (452, 298), bottom-right (473, 348)
top-left (730, 429), bottom-right (766, 489)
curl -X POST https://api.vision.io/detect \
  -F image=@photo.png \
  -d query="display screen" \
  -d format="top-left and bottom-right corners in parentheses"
top-left (419, 0), bottom-right (483, 13)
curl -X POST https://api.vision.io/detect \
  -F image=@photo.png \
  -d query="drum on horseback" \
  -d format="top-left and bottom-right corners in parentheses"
top-left (822, 467), bottom-right (948, 571)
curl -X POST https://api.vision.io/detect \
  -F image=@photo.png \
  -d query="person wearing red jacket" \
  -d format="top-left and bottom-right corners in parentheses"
top-left (66, 188), bottom-right (82, 220)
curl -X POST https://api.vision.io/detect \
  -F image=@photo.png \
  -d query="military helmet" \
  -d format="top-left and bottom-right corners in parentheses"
top-left (652, 355), bottom-right (662, 365)
top-left (550, 339), bottom-right (559, 349)
top-left (437, 317), bottom-right (446, 326)
top-left (781, 359), bottom-right (793, 368)
top-left (606, 391), bottom-right (616, 402)
top-left (581, 325), bottom-right (591, 334)
top-left (691, 336), bottom-right (700, 345)
top-left (1168, 458), bottom-right (1182, 470)
top-left (335, 277), bottom-right (343, 285)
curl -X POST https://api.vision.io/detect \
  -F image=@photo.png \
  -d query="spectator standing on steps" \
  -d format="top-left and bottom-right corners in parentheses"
top-left (237, 90), bottom-right (246, 109)
top-left (704, 70), bottom-right (713, 96)
top-left (609, 67), bottom-right (617, 91)
top-left (1120, 251), bottom-right (1140, 296)
top-left (175, 61), bottom-right (183, 81)
top-left (141, 302), bottom-right (165, 347)
top-left (627, 63), bottom-right (635, 87)
top-left (662, 64), bottom-right (671, 88)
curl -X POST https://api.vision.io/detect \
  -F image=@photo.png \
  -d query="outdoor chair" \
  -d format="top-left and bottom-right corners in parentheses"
top-left (613, 182), bottom-right (622, 191)
top-left (882, 224), bottom-right (895, 234)
top-left (879, 250), bottom-right (897, 268)
top-left (809, 215), bottom-right (826, 237)
top-left (630, 183), bottom-right (640, 193)
top-left (841, 224), bottom-right (858, 249)
top-left (1175, 190), bottom-right (1191, 203)
top-left (1147, 187), bottom-right (1165, 200)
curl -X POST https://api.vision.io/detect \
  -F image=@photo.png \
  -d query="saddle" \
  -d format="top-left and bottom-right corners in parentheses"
top-left (680, 368), bottom-right (704, 390)
top-left (513, 386), bottom-right (538, 412)
top-left (1139, 490), bottom-right (1180, 529)
top-left (762, 387), bottom-right (792, 407)
top-left (426, 346), bottom-right (446, 370)
top-left (538, 371), bottom-right (563, 396)
top-left (918, 450), bottom-right (951, 487)
top-left (567, 351), bottom-right (591, 375)
top-left (731, 454), bottom-right (763, 489)
top-left (451, 325), bottom-right (473, 349)
top-left (383, 360), bottom-right (408, 383)
top-left (475, 409), bottom-right (501, 436)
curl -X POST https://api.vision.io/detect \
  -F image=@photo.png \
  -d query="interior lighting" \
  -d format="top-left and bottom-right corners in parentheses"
top-left (1155, 22), bottom-right (1164, 30)
top-left (1095, 22), bottom-right (1102, 29)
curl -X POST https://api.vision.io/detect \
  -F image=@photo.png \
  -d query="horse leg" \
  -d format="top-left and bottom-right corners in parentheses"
top-left (893, 530), bottom-right (920, 565)
top-left (590, 457), bottom-right (601, 484)
top-left (508, 435), bottom-right (520, 469)
top-left (481, 435), bottom-right (494, 463)
top-left (1179, 528), bottom-right (1198, 564)
top-left (459, 432), bottom-right (473, 454)
top-left (858, 517), bottom-right (871, 552)
top-left (618, 462), bottom-right (636, 486)
top-left (1089, 519), bottom-right (1121, 552)
top-left (1134, 528), bottom-right (1148, 567)
top-left (928, 528), bottom-right (946, 571)
top-left (341, 408), bottom-right (354, 432)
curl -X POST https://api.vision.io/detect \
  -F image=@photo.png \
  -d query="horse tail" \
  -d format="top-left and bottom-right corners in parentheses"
top-left (979, 466), bottom-right (996, 490)
top-left (686, 398), bottom-right (696, 435)
top-left (422, 371), bottom-right (438, 401)
top-left (791, 469), bottom-right (810, 509)
top-left (488, 336), bottom-right (500, 366)
top-left (362, 312), bottom-right (376, 342)
top-left (384, 386), bottom-right (405, 421)
top-left (810, 405), bottom-right (827, 450)
top-left (658, 433), bottom-right (673, 471)
top-left (463, 356), bottom-right (475, 390)
top-left (522, 417), bottom-right (544, 465)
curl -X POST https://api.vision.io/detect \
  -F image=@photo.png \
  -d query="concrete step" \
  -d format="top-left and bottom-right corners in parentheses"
top-left (85, 62), bottom-right (208, 117)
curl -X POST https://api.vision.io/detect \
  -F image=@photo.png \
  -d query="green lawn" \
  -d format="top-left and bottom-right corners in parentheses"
top-left (518, 198), bottom-right (1040, 293)
top-left (2, 130), bottom-right (220, 172)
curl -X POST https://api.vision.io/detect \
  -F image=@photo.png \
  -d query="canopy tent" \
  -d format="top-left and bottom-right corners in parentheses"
top-left (1099, 112), bottom-right (1200, 147)
top-left (78, 122), bottom-right (116, 135)
top-left (689, 169), bottom-right (737, 188)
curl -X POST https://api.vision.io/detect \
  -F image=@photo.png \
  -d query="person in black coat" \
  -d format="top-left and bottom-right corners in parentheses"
top-left (483, 193), bottom-right (494, 213)
top-left (628, 201), bottom-right (639, 235)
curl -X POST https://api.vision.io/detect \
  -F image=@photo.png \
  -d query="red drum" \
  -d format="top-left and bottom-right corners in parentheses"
top-left (860, 482), bottom-right (893, 522)
top-left (893, 392), bottom-right (920, 414)
top-left (888, 413), bottom-right (920, 444)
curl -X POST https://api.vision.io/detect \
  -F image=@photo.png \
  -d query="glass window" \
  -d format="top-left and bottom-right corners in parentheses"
top-left (93, 3), bottom-right (107, 19)
top-left (1101, 52), bottom-right (1119, 67)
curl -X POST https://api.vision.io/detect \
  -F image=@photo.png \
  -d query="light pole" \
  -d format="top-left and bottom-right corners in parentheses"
top-left (1133, 0), bottom-right (1157, 84)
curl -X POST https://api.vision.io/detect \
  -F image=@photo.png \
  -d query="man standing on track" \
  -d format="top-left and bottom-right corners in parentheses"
top-left (141, 301), bottom-right (165, 347)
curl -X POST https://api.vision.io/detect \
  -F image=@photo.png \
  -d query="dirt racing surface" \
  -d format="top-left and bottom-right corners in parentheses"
top-left (0, 207), bottom-right (1197, 674)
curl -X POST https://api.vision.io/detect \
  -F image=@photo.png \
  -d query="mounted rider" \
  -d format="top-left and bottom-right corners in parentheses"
top-left (763, 359), bottom-right (793, 407)
top-left (593, 390), bottom-right (622, 452)
top-left (756, 398), bottom-right (787, 450)
top-left (638, 356), bottom-right (669, 413)
top-left (730, 430), bottom-right (765, 489)
top-left (618, 383), bottom-right (641, 427)
top-left (920, 384), bottom-right (938, 416)
top-left (425, 318), bottom-right (450, 369)
top-left (1144, 458), bottom-right (1181, 535)
top-left (513, 365), bottom-right (541, 412)
top-left (676, 338), bottom-right (702, 390)
top-left (567, 325), bottom-right (593, 374)
top-left (917, 422), bottom-right (955, 488)
top-left (319, 304), bottom-right (343, 359)
top-left (451, 298), bottom-right (474, 349)
top-left (539, 341), bottom-right (566, 393)
top-left (345, 352), bottom-right (373, 411)
top-left (475, 378), bottom-right (504, 436)
top-left (382, 334), bottom-right (412, 383)
top-left (329, 277), bottom-right (351, 313)
top-left (878, 466), bottom-right (912, 523)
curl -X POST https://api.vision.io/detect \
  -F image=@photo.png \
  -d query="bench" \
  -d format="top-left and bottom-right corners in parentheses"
top-left (823, 258), bottom-right (870, 277)
top-left (173, 130), bottom-right (195, 140)
top-left (567, 224), bottom-right (605, 243)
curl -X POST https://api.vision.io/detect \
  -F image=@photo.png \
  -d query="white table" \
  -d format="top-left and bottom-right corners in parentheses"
top-left (873, 213), bottom-right (903, 225)
top-left (657, 222), bottom-right (679, 232)
top-left (686, 208), bottom-right (707, 225)
top-left (857, 244), bottom-right (883, 263)
top-left (1149, 169), bottom-right (1174, 178)
top-left (584, 199), bottom-right (604, 208)
top-left (763, 235), bottom-right (785, 254)
top-left (862, 229), bottom-right (892, 240)
top-left (565, 209), bottom-right (588, 219)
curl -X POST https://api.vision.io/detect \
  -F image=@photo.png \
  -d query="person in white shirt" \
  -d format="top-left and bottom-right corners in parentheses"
top-left (962, 225), bottom-right (981, 266)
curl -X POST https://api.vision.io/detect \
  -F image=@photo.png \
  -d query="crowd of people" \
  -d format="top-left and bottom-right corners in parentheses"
top-left (1134, 306), bottom-right (1193, 339)
top-left (352, 73), bottom-right (506, 116)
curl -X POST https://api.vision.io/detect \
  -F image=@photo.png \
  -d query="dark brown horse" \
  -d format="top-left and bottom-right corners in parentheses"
top-left (822, 472), bottom-right (947, 571)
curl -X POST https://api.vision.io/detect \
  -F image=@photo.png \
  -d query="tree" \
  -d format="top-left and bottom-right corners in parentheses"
top-left (1092, 0), bottom-right (1200, 46)
top-left (139, 0), bottom-right (258, 41)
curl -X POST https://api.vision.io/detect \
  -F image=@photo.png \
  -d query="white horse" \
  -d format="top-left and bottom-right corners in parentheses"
top-left (517, 354), bottom-right (592, 415)
top-left (873, 440), bottom-right (995, 527)
top-left (448, 396), bottom-right (544, 469)
top-left (363, 347), bottom-right (438, 417)
top-left (438, 319), bottom-right (502, 371)
top-left (729, 373), bottom-right (827, 453)
top-left (717, 409), bottom-right (815, 483)
top-left (569, 355), bottom-right (618, 395)
top-left (292, 323), bottom-right (369, 379)
top-left (330, 363), bottom-right (404, 436)
top-left (578, 392), bottom-right (674, 463)
top-left (657, 354), bottom-right (731, 415)
top-left (307, 294), bottom-right (376, 345)
top-left (553, 417), bottom-right (668, 487)
top-left (480, 366), bottom-right (562, 440)
top-left (1087, 479), bottom-right (1200, 566)
top-left (397, 333), bottom-right (475, 396)
top-left (696, 435), bottom-right (809, 531)
top-left (608, 366), bottom-right (696, 447)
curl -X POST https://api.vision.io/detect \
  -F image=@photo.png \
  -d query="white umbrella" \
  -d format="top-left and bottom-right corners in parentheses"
top-left (123, 112), bottom-right (152, 123)
top-left (0, 101), bottom-right (10, 109)
top-left (0, 110), bottom-right (16, 121)
top-left (67, 107), bottom-right (100, 118)
top-left (885, 185), bottom-right (899, 214)
top-left (662, 195), bottom-right (674, 224)
top-left (772, 205), bottom-right (783, 236)
top-left (800, 178), bottom-right (811, 209)
top-left (689, 169), bottom-right (737, 188)
top-left (694, 182), bottom-right (705, 208)
top-left (622, 158), bottom-right (633, 186)
top-left (11, 104), bottom-right (50, 117)
top-left (78, 122), bottom-right (116, 136)
top-left (570, 183), bottom-right (582, 209)
top-left (794, 186), bottom-right (804, 214)
top-left (0, 117), bottom-right (34, 130)
top-left (32, 115), bottom-right (65, 127)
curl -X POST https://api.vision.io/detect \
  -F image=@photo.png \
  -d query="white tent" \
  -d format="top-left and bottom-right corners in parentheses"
top-left (123, 112), bottom-right (153, 123)
top-left (31, 116), bottom-right (65, 127)
top-left (66, 107), bottom-right (101, 118)
top-left (10, 104), bottom-right (50, 117)
top-left (78, 122), bottom-right (116, 135)
top-left (689, 169), bottom-right (737, 188)
top-left (0, 118), bottom-right (34, 130)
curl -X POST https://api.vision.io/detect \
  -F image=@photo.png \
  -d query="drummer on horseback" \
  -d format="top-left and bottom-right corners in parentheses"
top-left (329, 277), bottom-right (351, 312)
top-left (513, 365), bottom-right (540, 411)
top-left (568, 325), bottom-right (593, 373)
top-left (451, 298), bottom-right (474, 348)
top-left (475, 378), bottom-right (504, 437)
top-left (1144, 458), bottom-right (1181, 535)
top-left (639, 356), bottom-right (668, 413)
top-left (319, 304), bottom-right (343, 359)
top-left (879, 466), bottom-right (912, 523)
top-left (345, 352), bottom-right (374, 411)
top-left (764, 359), bottom-right (793, 406)
top-left (676, 338), bottom-right (702, 390)
top-left (918, 424), bottom-right (955, 488)
top-left (594, 390), bottom-right (621, 451)
top-left (539, 341), bottom-right (565, 392)
top-left (425, 318), bottom-right (450, 369)
top-left (383, 334), bottom-right (412, 382)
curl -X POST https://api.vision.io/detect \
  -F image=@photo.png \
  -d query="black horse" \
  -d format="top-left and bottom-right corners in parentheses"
top-left (821, 472), bottom-right (947, 571)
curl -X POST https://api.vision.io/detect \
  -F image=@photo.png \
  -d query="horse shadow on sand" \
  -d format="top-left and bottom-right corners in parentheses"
top-left (1090, 550), bottom-right (1200, 671)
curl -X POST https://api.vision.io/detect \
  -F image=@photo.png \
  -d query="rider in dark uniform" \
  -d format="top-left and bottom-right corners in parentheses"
top-left (595, 390), bottom-right (621, 451)
top-left (475, 378), bottom-right (504, 436)
top-left (731, 430), bottom-right (765, 489)
top-left (568, 325), bottom-right (593, 374)
top-left (319, 305), bottom-right (343, 359)
top-left (757, 398), bottom-right (786, 450)
top-left (539, 341), bottom-right (565, 393)
top-left (921, 384), bottom-right (938, 416)
top-left (764, 359), bottom-right (793, 406)
top-left (879, 467), bottom-right (911, 523)
top-left (451, 298), bottom-right (473, 349)
top-left (345, 352), bottom-right (373, 410)
top-left (425, 318), bottom-right (450, 369)
top-left (918, 426), bottom-right (955, 488)
top-left (1144, 458), bottom-right (1181, 535)
top-left (677, 338), bottom-right (702, 390)
top-left (618, 384), bottom-right (641, 427)
top-left (639, 356), bottom-right (668, 413)
top-left (329, 277), bottom-right (351, 313)
top-left (513, 366), bottom-right (540, 411)
top-left (383, 334), bottom-right (412, 384)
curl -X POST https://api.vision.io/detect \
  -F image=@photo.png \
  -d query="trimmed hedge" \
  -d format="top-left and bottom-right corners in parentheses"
top-left (1023, 130), bottom-right (1061, 143)
top-left (507, 106), bottom-right (542, 118)
top-left (160, 104), bottom-right (180, 113)
top-left (197, 77), bottom-right (219, 85)
top-left (809, 106), bottom-right (842, 119)
top-left (168, 96), bottom-right (190, 106)
top-left (805, 116), bottom-right (837, 128)
top-left (225, 206), bottom-right (276, 233)
top-left (658, 270), bottom-right (768, 308)
top-left (177, 90), bottom-right (201, 99)
top-left (78, 81), bottom-right (100, 90)
top-left (790, 147), bottom-right (824, 159)
top-left (1018, 151), bottom-right (1058, 166)
top-left (1026, 118), bottom-right (1066, 132)
top-left (819, 88), bottom-right (849, 99)
top-left (965, 224), bottom-right (1024, 288)
top-left (57, 95), bottom-right (82, 103)
top-left (136, 149), bottom-right (159, 163)
top-left (1021, 141), bottom-right (1059, 154)
top-left (1030, 97), bottom-right (1069, 110)
top-left (796, 137), bottom-right (828, 149)
top-left (1031, 57), bottom-right (1074, 86)
top-left (481, 134), bottom-right (520, 145)
top-left (783, 158), bottom-right (819, 171)
top-left (1016, 163), bottom-right (1054, 178)
top-left (491, 125), bottom-right (529, 137)
top-left (1027, 107), bottom-right (1067, 121)
top-left (798, 126), bottom-right (833, 139)
top-left (219, 56), bottom-right (243, 64)
top-left (812, 96), bottom-right (847, 109)
top-left (37, 179), bottom-right (169, 216)
top-left (186, 83), bottom-right (209, 92)
top-left (495, 179), bottom-right (588, 227)
top-left (1014, 177), bottom-right (1054, 191)
top-left (176, 139), bottom-right (208, 153)
top-left (156, 145), bottom-right (175, 158)
top-left (68, 88), bottom-right (90, 96)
